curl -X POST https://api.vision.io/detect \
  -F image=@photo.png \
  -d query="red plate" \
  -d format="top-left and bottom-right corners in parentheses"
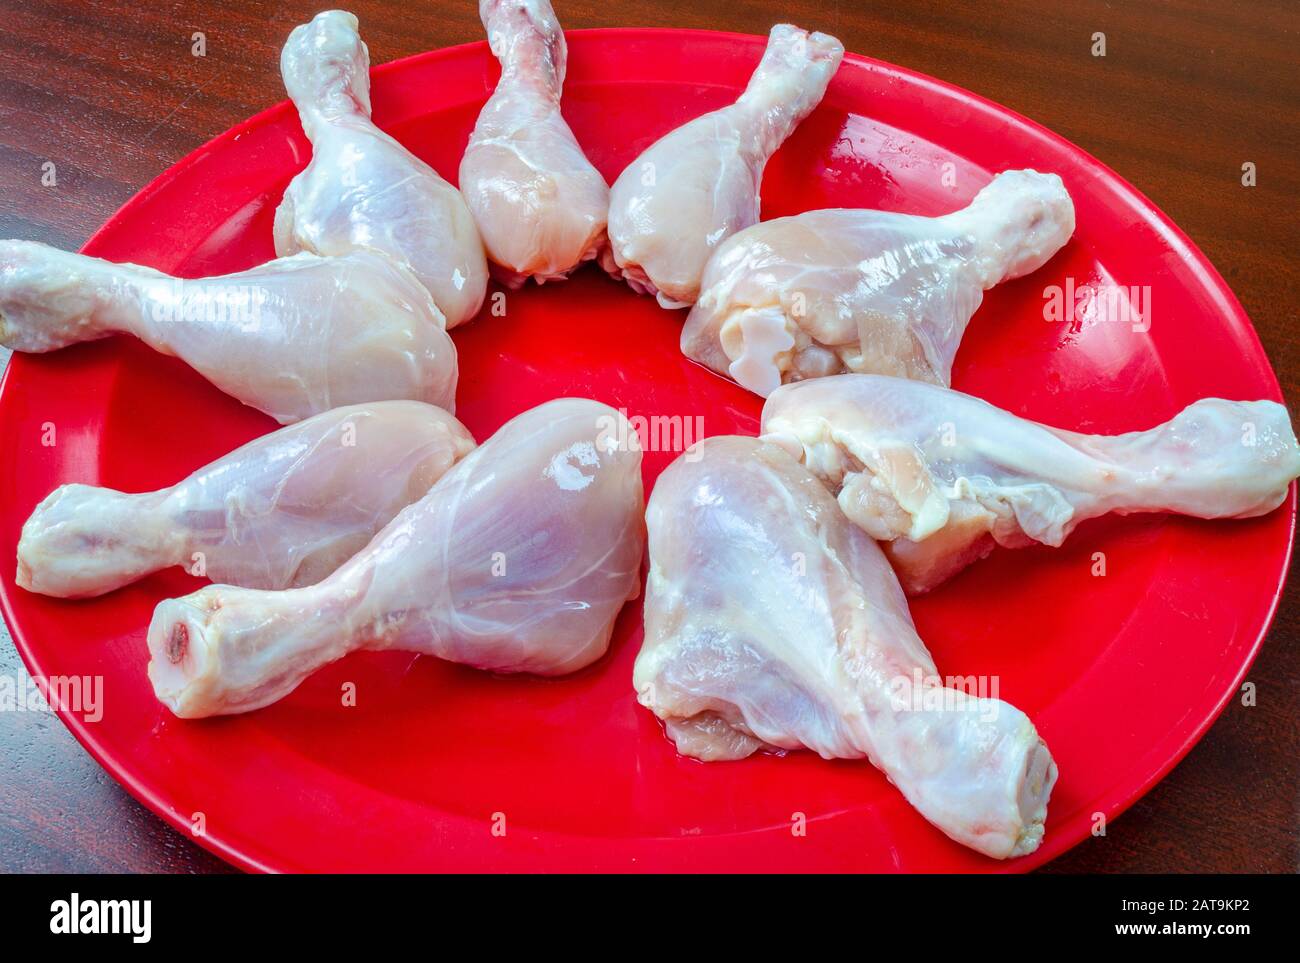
top-left (0, 29), bottom-right (1291, 872)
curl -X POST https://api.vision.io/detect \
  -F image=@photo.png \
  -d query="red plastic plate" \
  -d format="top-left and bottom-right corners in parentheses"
top-left (0, 29), bottom-right (1291, 872)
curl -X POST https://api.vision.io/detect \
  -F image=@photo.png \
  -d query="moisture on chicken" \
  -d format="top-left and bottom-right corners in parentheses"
top-left (634, 435), bottom-right (1056, 859)
top-left (18, 401), bottom-right (474, 598)
top-left (148, 399), bottom-right (646, 718)
top-left (761, 374), bottom-right (1300, 592)
top-left (682, 170), bottom-right (1075, 396)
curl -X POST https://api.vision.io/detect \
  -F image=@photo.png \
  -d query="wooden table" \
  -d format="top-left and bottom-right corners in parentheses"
top-left (1, 0), bottom-right (1295, 873)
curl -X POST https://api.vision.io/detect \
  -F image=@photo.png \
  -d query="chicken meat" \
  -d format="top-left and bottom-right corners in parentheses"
top-left (682, 170), bottom-right (1076, 396)
top-left (633, 435), bottom-right (1056, 859)
top-left (275, 10), bottom-right (488, 327)
top-left (459, 0), bottom-right (609, 287)
top-left (761, 374), bottom-right (1300, 593)
top-left (18, 401), bottom-right (474, 598)
top-left (148, 398), bottom-right (646, 717)
top-left (601, 24), bottom-right (843, 308)
top-left (0, 241), bottom-right (458, 424)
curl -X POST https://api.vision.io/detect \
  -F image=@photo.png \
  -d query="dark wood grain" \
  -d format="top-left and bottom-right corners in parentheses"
top-left (0, 0), bottom-right (1295, 873)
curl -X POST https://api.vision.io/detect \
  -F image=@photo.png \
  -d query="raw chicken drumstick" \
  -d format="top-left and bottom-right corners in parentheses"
top-left (275, 10), bottom-right (488, 327)
top-left (0, 242), bottom-right (458, 424)
top-left (761, 374), bottom-right (1300, 593)
top-left (634, 436), bottom-right (1056, 859)
top-left (148, 399), bottom-right (646, 718)
top-left (601, 24), bottom-right (843, 308)
top-left (18, 402), bottom-right (474, 599)
top-left (683, 169), bottom-right (1076, 396)
top-left (459, 0), bottom-right (609, 287)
